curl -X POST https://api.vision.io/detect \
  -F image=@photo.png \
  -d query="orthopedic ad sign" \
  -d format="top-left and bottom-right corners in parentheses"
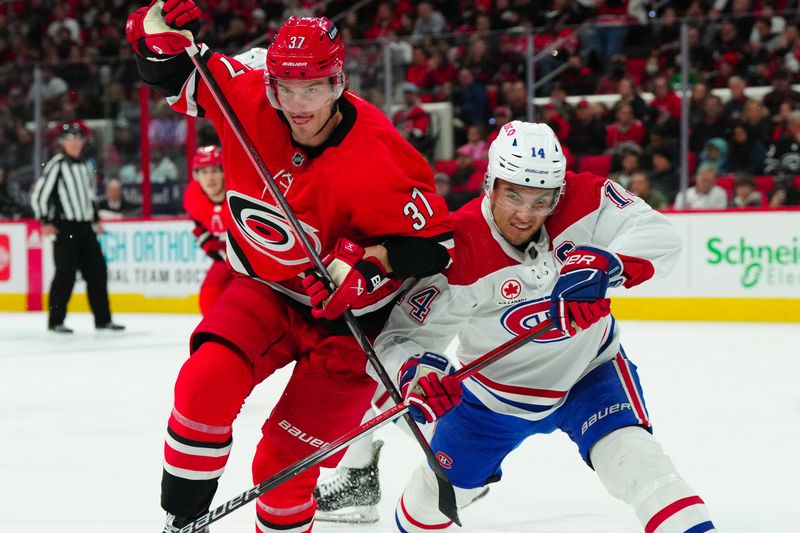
top-left (41, 219), bottom-right (212, 311)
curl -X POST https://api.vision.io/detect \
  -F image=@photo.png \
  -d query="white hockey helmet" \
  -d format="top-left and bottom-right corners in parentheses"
top-left (485, 121), bottom-right (567, 203)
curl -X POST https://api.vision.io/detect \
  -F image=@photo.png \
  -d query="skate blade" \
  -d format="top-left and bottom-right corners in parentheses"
top-left (315, 505), bottom-right (379, 524)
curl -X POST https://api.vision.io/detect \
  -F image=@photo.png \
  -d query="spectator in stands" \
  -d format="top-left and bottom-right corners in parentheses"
top-left (762, 67), bottom-right (800, 116)
top-left (458, 125), bottom-right (488, 161)
top-left (463, 37), bottom-right (495, 85)
top-left (741, 98), bottom-right (772, 145)
top-left (769, 174), bottom-right (800, 207)
top-left (723, 76), bottom-right (749, 124)
top-left (653, 7), bottom-right (680, 65)
top-left (435, 171), bottom-right (476, 212)
top-left (650, 149), bottom-right (680, 202)
top-left (405, 47), bottom-right (430, 89)
top-left (566, 100), bottom-right (606, 156)
top-left (558, 55), bottom-right (597, 96)
top-left (698, 137), bottom-right (729, 174)
top-left (493, 34), bottom-right (525, 85)
top-left (148, 100), bottom-right (186, 153)
top-left (46, 3), bottom-right (81, 44)
top-left (450, 145), bottom-right (477, 190)
top-left (426, 50), bottom-right (458, 94)
top-left (606, 102), bottom-right (645, 151)
top-left (674, 164), bottom-right (728, 210)
top-left (411, 2), bottom-right (447, 40)
top-left (650, 76), bottom-right (682, 123)
top-left (617, 77), bottom-right (649, 122)
top-left (765, 110), bottom-right (800, 176)
top-left (393, 82), bottom-right (433, 158)
top-left (595, 54), bottom-right (628, 95)
top-left (643, 125), bottom-right (678, 167)
top-left (730, 173), bottom-right (763, 208)
top-left (690, 95), bottom-right (729, 152)
top-left (486, 106), bottom-right (512, 144)
top-left (97, 177), bottom-right (139, 220)
top-left (727, 123), bottom-right (766, 175)
top-left (688, 82), bottom-right (709, 118)
top-left (453, 68), bottom-right (488, 126)
top-left (629, 168), bottom-right (668, 210)
top-left (609, 148), bottom-right (641, 189)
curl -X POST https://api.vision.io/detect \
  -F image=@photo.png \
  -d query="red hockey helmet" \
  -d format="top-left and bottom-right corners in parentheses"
top-left (192, 145), bottom-right (223, 173)
top-left (265, 17), bottom-right (345, 110)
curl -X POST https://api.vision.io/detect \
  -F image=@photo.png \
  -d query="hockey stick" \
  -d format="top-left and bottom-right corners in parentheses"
top-left (178, 318), bottom-right (556, 532)
top-left (182, 43), bottom-right (461, 524)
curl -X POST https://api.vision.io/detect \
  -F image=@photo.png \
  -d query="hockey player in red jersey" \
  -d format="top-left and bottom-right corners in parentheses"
top-left (126, 2), bottom-right (454, 532)
top-left (318, 122), bottom-right (717, 532)
top-left (183, 145), bottom-right (232, 316)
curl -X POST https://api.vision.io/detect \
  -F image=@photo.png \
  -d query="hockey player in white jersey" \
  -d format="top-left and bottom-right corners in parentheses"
top-left (318, 121), bottom-right (716, 532)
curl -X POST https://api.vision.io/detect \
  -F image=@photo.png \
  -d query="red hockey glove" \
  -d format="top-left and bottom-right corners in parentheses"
top-left (550, 246), bottom-right (623, 337)
top-left (398, 352), bottom-right (462, 424)
top-left (300, 239), bottom-right (388, 321)
top-left (126, 0), bottom-right (201, 59)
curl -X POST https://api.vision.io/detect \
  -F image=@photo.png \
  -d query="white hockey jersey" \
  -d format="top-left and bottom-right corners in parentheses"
top-left (374, 172), bottom-right (682, 421)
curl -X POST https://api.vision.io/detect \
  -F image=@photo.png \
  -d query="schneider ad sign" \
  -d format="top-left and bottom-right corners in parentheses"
top-left (618, 211), bottom-right (800, 299)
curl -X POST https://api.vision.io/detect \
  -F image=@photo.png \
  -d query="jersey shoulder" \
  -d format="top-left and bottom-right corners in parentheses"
top-left (446, 197), bottom-right (517, 286)
top-left (545, 171), bottom-right (610, 239)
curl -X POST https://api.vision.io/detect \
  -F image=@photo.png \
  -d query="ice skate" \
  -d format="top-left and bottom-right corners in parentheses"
top-left (163, 512), bottom-right (209, 533)
top-left (314, 439), bottom-right (384, 523)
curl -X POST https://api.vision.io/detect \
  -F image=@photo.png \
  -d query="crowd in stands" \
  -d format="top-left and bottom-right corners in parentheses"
top-left (2, 0), bottom-right (800, 220)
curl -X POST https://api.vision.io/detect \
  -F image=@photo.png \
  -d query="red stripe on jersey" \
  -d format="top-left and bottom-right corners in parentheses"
top-left (614, 354), bottom-right (649, 426)
top-left (470, 371), bottom-right (566, 399)
top-left (544, 172), bottom-right (606, 242)
top-left (645, 496), bottom-right (705, 533)
top-left (617, 253), bottom-right (656, 288)
top-left (164, 444), bottom-right (229, 472)
top-left (400, 496), bottom-right (452, 530)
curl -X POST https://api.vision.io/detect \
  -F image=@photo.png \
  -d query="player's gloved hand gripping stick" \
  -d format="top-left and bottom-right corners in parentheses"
top-left (177, 318), bottom-right (554, 532)
top-left (137, 0), bottom-right (460, 524)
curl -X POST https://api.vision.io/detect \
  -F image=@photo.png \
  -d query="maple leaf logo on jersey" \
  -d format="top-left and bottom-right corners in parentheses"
top-left (500, 279), bottom-right (521, 300)
top-left (227, 191), bottom-right (321, 266)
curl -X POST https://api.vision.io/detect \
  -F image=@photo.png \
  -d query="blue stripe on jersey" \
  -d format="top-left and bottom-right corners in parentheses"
top-left (685, 521), bottom-right (715, 533)
top-left (465, 380), bottom-right (555, 413)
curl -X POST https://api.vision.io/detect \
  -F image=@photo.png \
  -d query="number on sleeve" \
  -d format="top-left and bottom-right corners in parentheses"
top-left (403, 187), bottom-right (435, 230)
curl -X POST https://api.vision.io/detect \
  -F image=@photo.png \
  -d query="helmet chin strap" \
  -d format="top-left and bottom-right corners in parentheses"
top-left (308, 98), bottom-right (341, 139)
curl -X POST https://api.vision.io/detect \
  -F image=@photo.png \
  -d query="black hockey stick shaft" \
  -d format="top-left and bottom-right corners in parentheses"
top-left (184, 44), bottom-right (460, 525)
top-left (452, 318), bottom-right (554, 381)
top-left (179, 319), bottom-right (558, 532)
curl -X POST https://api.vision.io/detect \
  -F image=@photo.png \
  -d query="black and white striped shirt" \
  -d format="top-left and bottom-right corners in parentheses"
top-left (30, 153), bottom-right (97, 223)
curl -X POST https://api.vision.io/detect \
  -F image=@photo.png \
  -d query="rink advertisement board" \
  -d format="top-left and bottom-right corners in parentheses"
top-left (1, 212), bottom-right (799, 320)
top-left (0, 222), bottom-right (30, 310)
top-left (610, 210), bottom-right (800, 321)
top-left (37, 219), bottom-right (212, 313)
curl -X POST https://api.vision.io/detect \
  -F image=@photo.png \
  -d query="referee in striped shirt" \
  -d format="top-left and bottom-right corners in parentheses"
top-left (30, 123), bottom-right (124, 333)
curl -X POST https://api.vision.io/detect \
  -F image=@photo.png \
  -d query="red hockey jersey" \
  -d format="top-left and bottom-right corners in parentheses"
top-left (169, 51), bottom-right (454, 311)
top-left (183, 179), bottom-right (227, 261)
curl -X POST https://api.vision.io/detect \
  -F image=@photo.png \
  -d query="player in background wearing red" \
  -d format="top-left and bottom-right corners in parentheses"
top-left (126, 2), bottom-right (454, 532)
top-left (183, 145), bottom-right (232, 316)
top-left (318, 122), bottom-right (716, 533)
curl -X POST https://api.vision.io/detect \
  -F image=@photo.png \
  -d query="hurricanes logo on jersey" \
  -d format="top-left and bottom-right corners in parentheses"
top-left (500, 298), bottom-right (568, 343)
top-left (227, 191), bottom-right (321, 266)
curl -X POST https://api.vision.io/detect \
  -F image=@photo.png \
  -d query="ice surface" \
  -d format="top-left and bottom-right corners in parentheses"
top-left (1, 312), bottom-right (798, 532)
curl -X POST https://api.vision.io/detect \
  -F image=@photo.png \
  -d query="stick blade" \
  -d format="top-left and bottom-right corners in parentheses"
top-left (435, 472), bottom-right (461, 526)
